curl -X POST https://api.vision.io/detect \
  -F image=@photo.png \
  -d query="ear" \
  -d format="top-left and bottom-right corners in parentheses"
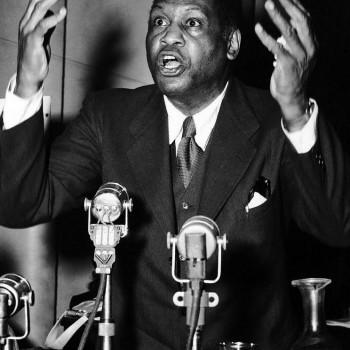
top-left (226, 29), bottom-right (241, 61)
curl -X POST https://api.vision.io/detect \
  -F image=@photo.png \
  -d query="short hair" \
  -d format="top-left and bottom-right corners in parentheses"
top-left (214, 0), bottom-right (242, 40)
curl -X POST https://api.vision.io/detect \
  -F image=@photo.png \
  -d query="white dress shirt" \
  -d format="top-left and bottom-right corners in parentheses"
top-left (1, 75), bottom-right (318, 154)
top-left (165, 82), bottom-right (318, 154)
top-left (166, 83), bottom-right (228, 154)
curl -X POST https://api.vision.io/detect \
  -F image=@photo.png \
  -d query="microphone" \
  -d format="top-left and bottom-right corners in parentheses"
top-left (85, 183), bottom-right (133, 274)
top-left (0, 274), bottom-right (33, 317)
top-left (90, 183), bottom-right (129, 224)
top-left (168, 216), bottom-right (226, 284)
top-left (176, 216), bottom-right (220, 282)
top-left (167, 216), bottom-right (227, 350)
top-left (83, 183), bottom-right (133, 350)
top-left (0, 274), bottom-right (34, 346)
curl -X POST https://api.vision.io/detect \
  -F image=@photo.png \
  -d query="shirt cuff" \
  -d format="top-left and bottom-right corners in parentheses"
top-left (2, 74), bottom-right (43, 130)
top-left (281, 98), bottom-right (318, 154)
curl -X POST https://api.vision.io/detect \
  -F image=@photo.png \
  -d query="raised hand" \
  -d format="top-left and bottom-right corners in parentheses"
top-left (255, 0), bottom-right (317, 131)
top-left (15, 0), bottom-right (66, 98)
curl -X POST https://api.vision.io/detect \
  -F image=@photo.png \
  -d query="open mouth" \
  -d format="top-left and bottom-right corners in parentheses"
top-left (158, 53), bottom-right (185, 76)
top-left (162, 55), bottom-right (181, 70)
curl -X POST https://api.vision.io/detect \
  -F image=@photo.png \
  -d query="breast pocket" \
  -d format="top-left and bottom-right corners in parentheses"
top-left (231, 191), bottom-right (280, 248)
top-left (215, 191), bottom-right (283, 283)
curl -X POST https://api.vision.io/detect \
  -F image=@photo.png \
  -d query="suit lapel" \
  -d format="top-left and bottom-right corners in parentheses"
top-left (127, 88), bottom-right (176, 235)
top-left (127, 79), bottom-right (260, 232)
top-left (199, 78), bottom-right (260, 219)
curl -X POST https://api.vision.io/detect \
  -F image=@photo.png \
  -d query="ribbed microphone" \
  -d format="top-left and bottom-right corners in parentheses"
top-left (84, 183), bottom-right (133, 274)
top-left (90, 182), bottom-right (129, 224)
top-left (0, 274), bottom-right (33, 316)
top-left (0, 274), bottom-right (34, 343)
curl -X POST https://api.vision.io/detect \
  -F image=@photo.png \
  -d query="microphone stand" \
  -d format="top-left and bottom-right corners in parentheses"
top-left (184, 233), bottom-right (206, 350)
top-left (99, 275), bottom-right (113, 350)
top-left (84, 187), bottom-right (132, 350)
top-left (0, 293), bottom-right (10, 350)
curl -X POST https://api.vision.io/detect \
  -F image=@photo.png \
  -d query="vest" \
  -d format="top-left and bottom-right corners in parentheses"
top-left (170, 141), bottom-right (209, 232)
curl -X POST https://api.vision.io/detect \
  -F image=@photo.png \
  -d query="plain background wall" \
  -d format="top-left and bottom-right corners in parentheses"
top-left (1, 0), bottom-right (350, 348)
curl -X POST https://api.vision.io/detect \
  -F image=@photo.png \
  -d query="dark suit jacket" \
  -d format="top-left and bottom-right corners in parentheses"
top-left (1, 78), bottom-right (350, 350)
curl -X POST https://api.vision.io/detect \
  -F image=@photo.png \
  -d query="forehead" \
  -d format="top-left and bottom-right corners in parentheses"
top-left (151, 0), bottom-right (217, 16)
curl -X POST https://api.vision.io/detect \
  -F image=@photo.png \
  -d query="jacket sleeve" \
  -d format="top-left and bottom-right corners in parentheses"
top-left (0, 95), bottom-right (102, 228)
top-left (281, 110), bottom-right (350, 247)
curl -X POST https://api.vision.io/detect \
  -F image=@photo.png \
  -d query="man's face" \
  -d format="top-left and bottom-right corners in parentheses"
top-left (146, 0), bottom-right (231, 98)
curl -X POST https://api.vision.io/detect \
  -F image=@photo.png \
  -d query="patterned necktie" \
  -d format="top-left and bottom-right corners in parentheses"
top-left (176, 116), bottom-right (204, 188)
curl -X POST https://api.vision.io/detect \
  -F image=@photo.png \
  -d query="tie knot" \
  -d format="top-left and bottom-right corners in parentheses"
top-left (182, 116), bottom-right (196, 138)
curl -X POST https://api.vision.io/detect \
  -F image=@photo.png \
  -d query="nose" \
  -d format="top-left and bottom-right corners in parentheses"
top-left (160, 23), bottom-right (185, 46)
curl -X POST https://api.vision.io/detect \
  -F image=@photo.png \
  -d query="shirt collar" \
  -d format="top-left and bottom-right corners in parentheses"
top-left (165, 82), bottom-right (229, 150)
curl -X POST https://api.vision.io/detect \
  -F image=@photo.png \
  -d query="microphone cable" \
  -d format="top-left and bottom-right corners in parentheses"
top-left (186, 280), bottom-right (204, 350)
top-left (77, 274), bottom-right (107, 350)
top-left (8, 326), bottom-right (19, 350)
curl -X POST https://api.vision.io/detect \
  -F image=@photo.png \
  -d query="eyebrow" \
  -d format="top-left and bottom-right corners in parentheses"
top-left (150, 4), bottom-right (161, 11)
top-left (150, 4), bottom-right (207, 14)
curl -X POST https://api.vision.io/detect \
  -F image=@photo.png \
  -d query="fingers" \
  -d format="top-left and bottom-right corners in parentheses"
top-left (255, 0), bottom-right (316, 120)
top-left (20, 0), bottom-right (42, 30)
top-left (27, 0), bottom-right (64, 32)
top-left (263, 0), bottom-right (317, 58)
top-left (255, 0), bottom-right (317, 68)
top-left (255, 23), bottom-right (292, 65)
top-left (20, 0), bottom-right (66, 37)
top-left (278, 0), bottom-right (316, 56)
top-left (288, 0), bottom-right (310, 17)
top-left (34, 7), bottom-right (67, 38)
top-left (263, 0), bottom-right (305, 60)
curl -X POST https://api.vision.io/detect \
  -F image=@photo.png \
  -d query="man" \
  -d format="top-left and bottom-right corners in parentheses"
top-left (0, 0), bottom-right (349, 349)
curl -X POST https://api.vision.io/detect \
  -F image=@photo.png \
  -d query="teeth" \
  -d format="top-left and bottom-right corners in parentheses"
top-left (164, 61), bottom-right (180, 69)
top-left (162, 54), bottom-right (180, 70)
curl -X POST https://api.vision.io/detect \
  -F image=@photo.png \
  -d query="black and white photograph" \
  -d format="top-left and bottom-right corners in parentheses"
top-left (0, 0), bottom-right (349, 349)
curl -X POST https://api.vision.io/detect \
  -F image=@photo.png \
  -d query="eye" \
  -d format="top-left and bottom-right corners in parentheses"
top-left (185, 18), bottom-right (201, 27)
top-left (153, 17), bottom-right (168, 26)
